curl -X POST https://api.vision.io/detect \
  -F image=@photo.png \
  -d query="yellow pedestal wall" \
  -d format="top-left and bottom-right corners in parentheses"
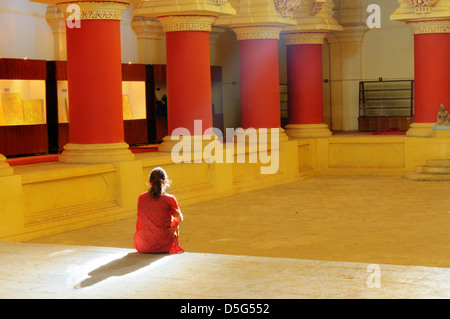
top-left (1, 135), bottom-right (450, 242)
top-left (0, 175), bottom-right (24, 238)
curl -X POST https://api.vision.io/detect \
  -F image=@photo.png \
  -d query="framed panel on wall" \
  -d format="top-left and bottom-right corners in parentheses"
top-left (122, 63), bottom-right (149, 145)
top-left (0, 58), bottom-right (49, 157)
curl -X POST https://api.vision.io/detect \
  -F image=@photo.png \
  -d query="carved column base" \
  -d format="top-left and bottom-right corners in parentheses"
top-left (233, 127), bottom-right (289, 145)
top-left (158, 135), bottom-right (216, 152)
top-left (59, 143), bottom-right (135, 164)
top-left (285, 124), bottom-right (332, 138)
top-left (158, 134), bottom-right (221, 163)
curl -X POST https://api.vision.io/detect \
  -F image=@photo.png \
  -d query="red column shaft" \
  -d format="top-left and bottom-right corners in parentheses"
top-left (286, 44), bottom-right (323, 124)
top-left (239, 39), bottom-right (281, 129)
top-left (165, 31), bottom-right (212, 134)
top-left (414, 33), bottom-right (450, 123)
top-left (66, 20), bottom-right (124, 144)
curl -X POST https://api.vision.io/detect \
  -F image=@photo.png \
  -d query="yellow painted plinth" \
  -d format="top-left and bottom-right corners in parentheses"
top-left (285, 124), bottom-right (332, 138)
top-left (432, 127), bottom-right (450, 138)
top-left (5, 129), bottom-right (450, 243)
top-left (59, 142), bottom-right (135, 164)
top-left (0, 155), bottom-right (13, 177)
top-left (0, 175), bottom-right (24, 238)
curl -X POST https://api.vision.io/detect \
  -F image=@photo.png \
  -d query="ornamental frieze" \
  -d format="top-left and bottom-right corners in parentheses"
top-left (59, 1), bottom-right (128, 21)
top-left (157, 15), bottom-right (217, 32)
top-left (407, 19), bottom-right (450, 34)
top-left (231, 25), bottom-right (285, 40)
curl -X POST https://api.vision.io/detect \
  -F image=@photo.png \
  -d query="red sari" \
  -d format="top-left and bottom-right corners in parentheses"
top-left (133, 192), bottom-right (184, 254)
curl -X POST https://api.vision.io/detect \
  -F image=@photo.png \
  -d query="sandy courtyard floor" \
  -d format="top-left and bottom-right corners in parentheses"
top-left (30, 175), bottom-right (450, 269)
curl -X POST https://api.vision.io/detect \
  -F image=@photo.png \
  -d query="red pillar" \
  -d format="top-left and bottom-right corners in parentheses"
top-left (66, 19), bottom-right (124, 144)
top-left (286, 43), bottom-right (323, 124)
top-left (165, 31), bottom-right (213, 134)
top-left (282, 32), bottom-right (331, 138)
top-left (414, 33), bottom-right (450, 123)
top-left (58, 1), bottom-right (133, 164)
top-left (239, 39), bottom-right (281, 129)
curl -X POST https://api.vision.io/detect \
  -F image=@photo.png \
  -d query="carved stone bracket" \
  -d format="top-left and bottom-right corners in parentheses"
top-left (406, 0), bottom-right (439, 15)
top-left (311, 0), bottom-right (326, 15)
top-left (274, 0), bottom-right (305, 17)
top-left (131, 16), bottom-right (163, 40)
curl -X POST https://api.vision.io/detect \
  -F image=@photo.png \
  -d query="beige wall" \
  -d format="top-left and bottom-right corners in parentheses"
top-left (361, 0), bottom-right (414, 81)
top-left (215, 28), bottom-right (241, 131)
top-left (0, 0), bottom-right (138, 63)
top-left (0, 0), bottom-right (54, 60)
top-left (322, 0), bottom-right (414, 131)
top-left (120, 6), bottom-right (139, 64)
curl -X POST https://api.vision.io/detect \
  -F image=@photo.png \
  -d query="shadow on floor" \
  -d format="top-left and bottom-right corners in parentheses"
top-left (76, 252), bottom-right (168, 288)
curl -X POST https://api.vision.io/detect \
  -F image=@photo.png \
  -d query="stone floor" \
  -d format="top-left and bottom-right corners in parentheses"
top-left (2, 175), bottom-right (450, 299)
top-left (1, 241), bottom-right (449, 299)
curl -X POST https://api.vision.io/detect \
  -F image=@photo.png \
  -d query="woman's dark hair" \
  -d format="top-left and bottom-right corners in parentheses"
top-left (149, 167), bottom-right (169, 199)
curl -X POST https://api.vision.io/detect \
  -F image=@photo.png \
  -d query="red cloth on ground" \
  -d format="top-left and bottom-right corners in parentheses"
top-left (133, 192), bottom-right (184, 254)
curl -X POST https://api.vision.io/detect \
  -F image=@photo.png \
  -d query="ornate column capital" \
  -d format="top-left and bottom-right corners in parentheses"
top-left (133, 0), bottom-right (235, 32)
top-left (407, 19), bottom-right (450, 34)
top-left (231, 25), bottom-right (285, 40)
top-left (391, 0), bottom-right (450, 22)
top-left (406, 0), bottom-right (439, 14)
top-left (157, 15), bottom-right (218, 32)
top-left (53, 1), bottom-right (130, 21)
top-left (282, 31), bottom-right (327, 45)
